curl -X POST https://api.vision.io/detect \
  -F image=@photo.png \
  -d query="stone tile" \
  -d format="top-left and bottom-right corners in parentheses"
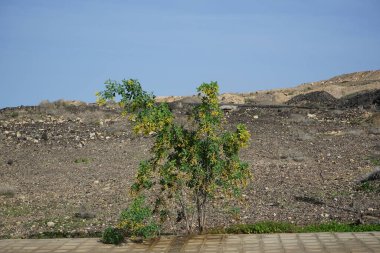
top-left (2, 232), bottom-right (380, 252)
top-left (263, 250), bottom-right (285, 253)
top-left (23, 246), bottom-right (40, 250)
top-left (58, 245), bottom-right (78, 249)
top-left (283, 245), bottom-right (300, 249)
top-left (335, 233), bottom-right (355, 238)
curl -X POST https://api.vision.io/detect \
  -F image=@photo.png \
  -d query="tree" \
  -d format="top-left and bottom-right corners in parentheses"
top-left (97, 79), bottom-right (251, 234)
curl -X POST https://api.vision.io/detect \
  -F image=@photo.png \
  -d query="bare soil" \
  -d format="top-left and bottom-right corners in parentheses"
top-left (0, 102), bottom-right (380, 238)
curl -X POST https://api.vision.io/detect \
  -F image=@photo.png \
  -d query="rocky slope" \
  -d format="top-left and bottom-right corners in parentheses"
top-left (1, 100), bottom-right (379, 238)
top-left (156, 70), bottom-right (380, 105)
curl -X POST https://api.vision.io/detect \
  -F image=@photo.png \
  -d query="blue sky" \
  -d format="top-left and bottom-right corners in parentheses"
top-left (0, 0), bottom-right (379, 108)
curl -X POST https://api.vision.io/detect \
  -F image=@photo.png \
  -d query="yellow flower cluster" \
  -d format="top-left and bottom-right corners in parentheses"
top-left (95, 92), bottom-right (107, 106)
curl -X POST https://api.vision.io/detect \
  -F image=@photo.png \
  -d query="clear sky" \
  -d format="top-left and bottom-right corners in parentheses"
top-left (1, 0), bottom-right (379, 108)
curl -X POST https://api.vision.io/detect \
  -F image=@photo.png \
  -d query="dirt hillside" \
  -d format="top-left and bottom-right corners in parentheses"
top-left (1, 99), bottom-right (379, 238)
top-left (0, 71), bottom-right (379, 239)
top-left (237, 70), bottom-right (380, 105)
top-left (156, 70), bottom-right (380, 105)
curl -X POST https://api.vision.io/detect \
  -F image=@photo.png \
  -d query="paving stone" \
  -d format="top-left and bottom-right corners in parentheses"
top-left (1, 233), bottom-right (380, 252)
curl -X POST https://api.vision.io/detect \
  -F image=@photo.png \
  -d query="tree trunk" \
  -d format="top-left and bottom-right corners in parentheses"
top-left (196, 190), bottom-right (208, 234)
top-left (179, 189), bottom-right (192, 234)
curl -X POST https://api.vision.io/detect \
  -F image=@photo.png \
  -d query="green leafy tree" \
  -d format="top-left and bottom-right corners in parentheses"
top-left (97, 79), bottom-right (251, 234)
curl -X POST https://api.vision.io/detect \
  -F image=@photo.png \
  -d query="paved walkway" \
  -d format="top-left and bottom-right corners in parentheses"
top-left (0, 232), bottom-right (379, 253)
